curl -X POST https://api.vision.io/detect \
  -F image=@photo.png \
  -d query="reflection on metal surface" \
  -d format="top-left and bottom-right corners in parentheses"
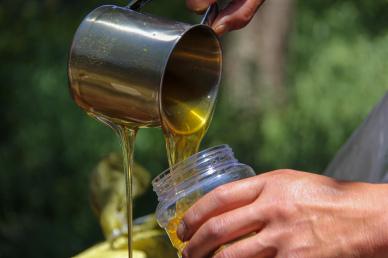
top-left (68, 4), bottom-right (223, 258)
top-left (89, 19), bottom-right (180, 42)
top-left (68, 5), bottom-right (222, 130)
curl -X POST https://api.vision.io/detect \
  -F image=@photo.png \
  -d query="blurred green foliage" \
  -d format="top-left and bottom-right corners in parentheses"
top-left (0, 0), bottom-right (387, 257)
top-left (206, 0), bottom-right (388, 173)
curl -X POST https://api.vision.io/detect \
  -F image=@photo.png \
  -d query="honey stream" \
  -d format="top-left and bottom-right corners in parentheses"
top-left (161, 96), bottom-right (215, 256)
top-left (89, 84), bottom-right (215, 258)
top-left (116, 126), bottom-right (137, 256)
top-left (91, 115), bottom-right (139, 257)
top-left (86, 37), bottom-right (217, 256)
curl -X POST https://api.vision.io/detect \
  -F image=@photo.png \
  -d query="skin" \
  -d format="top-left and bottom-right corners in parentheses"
top-left (186, 0), bottom-right (266, 35)
top-left (177, 170), bottom-right (388, 258)
top-left (183, 2), bottom-right (388, 257)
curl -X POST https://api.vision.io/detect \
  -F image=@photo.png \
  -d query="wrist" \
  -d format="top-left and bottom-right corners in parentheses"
top-left (367, 183), bottom-right (388, 258)
top-left (339, 182), bottom-right (388, 258)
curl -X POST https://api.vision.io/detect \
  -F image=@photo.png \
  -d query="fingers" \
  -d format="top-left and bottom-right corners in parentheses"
top-left (213, 0), bottom-right (266, 35)
top-left (213, 233), bottom-right (277, 258)
top-left (186, 0), bottom-right (265, 35)
top-left (186, 0), bottom-right (216, 13)
top-left (178, 176), bottom-right (265, 241)
top-left (182, 203), bottom-right (266, 258)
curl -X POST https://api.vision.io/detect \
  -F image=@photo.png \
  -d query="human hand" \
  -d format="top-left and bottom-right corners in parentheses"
top-left (177, 170), bottom-right (388, 258)
top-left (186, 0), bottom-right (266, 35)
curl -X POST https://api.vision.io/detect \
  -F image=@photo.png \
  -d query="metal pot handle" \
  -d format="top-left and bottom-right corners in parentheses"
top-left (127, 0), bottom-right (152, 10)
top-left (127, 0), bottom-right (219, 26)
top-left (200, 3), bottom-right (218, 26)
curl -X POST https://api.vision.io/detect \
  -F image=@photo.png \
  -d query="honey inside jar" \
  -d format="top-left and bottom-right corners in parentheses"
top-left (166, 212), bottom-right (187, 254)
top-left (152, 145), bottom-right (256, 257)
top-left (164, 195), bottom-right (198, 255)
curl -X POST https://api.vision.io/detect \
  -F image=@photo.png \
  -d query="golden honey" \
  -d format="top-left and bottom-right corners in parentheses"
top-left (164, 193), bottom-right (198, 256)
top-left (166, 212), bottom-right (187, 254)
top-left (88, 80), bottom-right (216, 258)
top-left (163, 108), bottom-right (210, 168)
top-left (86, 38), bottom-right (217, 255)
top-left (163, 107), bottom-right (212, 256)
top-left (161, 68), bottom-right (216, 167)
top-left (161, 68), bottom-right (216, 256)
top-left (166, 213), bottom-right (256, 257)
top-left (152, 145), bottom-right (256, 258)
top-left (161, 91), bottom-right (215, 257)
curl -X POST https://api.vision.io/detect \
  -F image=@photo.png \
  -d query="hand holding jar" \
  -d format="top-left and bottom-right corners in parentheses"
top-left (152, 145), bottom-right (256, 257)
top-left (177, 170), bottom-right (388, 258)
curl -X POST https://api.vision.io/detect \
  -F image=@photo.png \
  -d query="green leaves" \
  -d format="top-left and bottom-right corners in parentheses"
top-left (1, 0), bottom-right (388, 257)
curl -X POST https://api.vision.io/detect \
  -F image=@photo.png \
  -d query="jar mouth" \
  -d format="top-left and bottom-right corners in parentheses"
top-left (152, 144), bottom-right (237, 197)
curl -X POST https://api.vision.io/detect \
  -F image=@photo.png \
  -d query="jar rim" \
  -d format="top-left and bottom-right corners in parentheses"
top-left (152, 144), bottom-right (234, 196)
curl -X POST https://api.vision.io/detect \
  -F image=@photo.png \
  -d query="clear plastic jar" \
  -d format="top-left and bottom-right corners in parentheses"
top-left (152, 145), bottom-right (256, 256)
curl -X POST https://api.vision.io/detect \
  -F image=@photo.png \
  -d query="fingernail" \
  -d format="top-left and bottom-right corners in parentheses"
top-left (177, 221), bottom-right (186, 241)
top-left (194, 7), bottom-right (207, 14)
top-left (186, 1), bottom-right (208, 14)
top-left (214, 24), bottom-right (228, 36)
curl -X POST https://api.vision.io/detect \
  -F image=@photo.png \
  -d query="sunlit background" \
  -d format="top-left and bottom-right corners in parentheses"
top-left (1, 0), bottom-right (388, 257)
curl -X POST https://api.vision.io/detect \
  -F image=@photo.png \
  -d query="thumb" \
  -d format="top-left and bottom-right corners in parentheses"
top-left (213, 0), bottom-right (265, 36)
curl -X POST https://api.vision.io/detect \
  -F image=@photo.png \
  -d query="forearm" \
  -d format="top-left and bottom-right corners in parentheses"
top-left (180, 171), bottom-right (388, 258)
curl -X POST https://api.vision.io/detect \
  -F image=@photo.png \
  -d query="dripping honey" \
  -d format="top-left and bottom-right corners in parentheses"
top-left (86, 39), bottom-right (217, 257)
top-left (87, 79), bottom-right (216, 258)
top-left (161, 83), bottom-right (215, 257)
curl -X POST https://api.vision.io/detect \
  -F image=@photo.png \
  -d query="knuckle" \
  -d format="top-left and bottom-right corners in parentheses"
top-left (206, 217), bottom-right (225, 239)
top-left (215, 249), bottom-right (237, 258)
top-left (240, 12), bottom-right (252, 24)
top-left (264, 228), bottom-right (287, 246)
top-left (183, 208), bottom-right (201, 231)
top-left (263, 202), bottom-right (288, 219)
top-left (271, 169), bottom-right (295, 176)
top-left (212, 185), bottom-right (230, 205)
top-left (230, 11), bottom-right (253, 30)
top-left (266, 169), bottom-right (299, 183)
top-left (282, 169), bottom-right (299, 175)
top-left (270, 201), bottom-right (298, 222)
top-left (263, 202), bottom-right (278, 213)
top-left (246, 204), bottom-right (264, 225)
top-left (276, 201), bottom-right (291, 214)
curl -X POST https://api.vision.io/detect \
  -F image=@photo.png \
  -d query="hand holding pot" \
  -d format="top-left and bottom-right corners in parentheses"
top-left (186, 0), bottom-right (266, 35)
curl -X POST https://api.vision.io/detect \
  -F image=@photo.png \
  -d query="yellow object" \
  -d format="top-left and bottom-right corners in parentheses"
top-left (90, 153), bottom-right (151, 242)
top-left (73, 230), bottom-right (176, 258)
top-left (166, 213), bottom-right (186, 254)
top-left (165, 198), bottom-right (197, 254)
top-left (162, 96), bottom-right (214, 167)
top-left (73, 214), bottom-right (177, 258)
top-left (72, 242), bottom-right (146, 258)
